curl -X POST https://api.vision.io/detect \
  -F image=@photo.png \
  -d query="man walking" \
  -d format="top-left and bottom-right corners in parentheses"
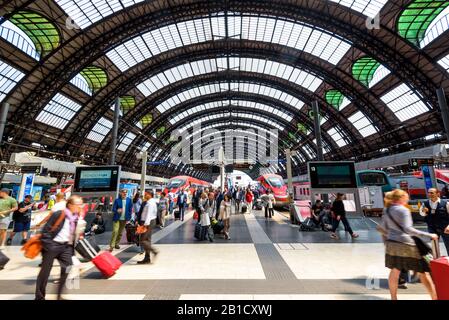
top-left (7, 194), bottom-right (33, 245)
top-left (420, 188), bottom-right (449, 255)
top-left (109, 189), bottom-right (133, 252)
top-left (0, 188), bottom-right (18, 248)
top-left (138, 191), bottom-right (159, 264)
top-left (177, 189), bottom-right (188, 221)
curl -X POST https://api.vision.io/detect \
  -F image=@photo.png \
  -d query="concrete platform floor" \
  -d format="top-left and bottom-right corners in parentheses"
top-left (0, 208), bottom-right (442, 300)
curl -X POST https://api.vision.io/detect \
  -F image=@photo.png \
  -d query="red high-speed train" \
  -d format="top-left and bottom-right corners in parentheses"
top-left (256, 174), bottom-right (290, 208)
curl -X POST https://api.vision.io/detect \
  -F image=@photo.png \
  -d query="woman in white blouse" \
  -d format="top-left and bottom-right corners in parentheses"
top-left (219, 194), bottom-right (232, 240)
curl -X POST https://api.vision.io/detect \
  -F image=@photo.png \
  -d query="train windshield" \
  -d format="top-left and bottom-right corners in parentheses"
top-left (167, 179), bottom-right (185, 189)
top-left (267, 177), bottom-right (284, 188)
top-left (358, 172), bottom-right (387, 186)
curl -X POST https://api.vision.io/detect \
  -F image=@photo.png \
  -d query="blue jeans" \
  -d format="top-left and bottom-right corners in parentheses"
top-left (428, 225), bottom-right (449, 255)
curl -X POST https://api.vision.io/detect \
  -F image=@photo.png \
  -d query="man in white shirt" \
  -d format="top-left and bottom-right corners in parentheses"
top-left (138, 191), bottom-right (159, 264)
top-left (35, 195), bottom-right (84, 300)
top-left (419, 188), bottom-right (449, 254)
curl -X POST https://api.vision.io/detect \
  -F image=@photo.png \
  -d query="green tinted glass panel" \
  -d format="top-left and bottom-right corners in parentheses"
top-left (140, 114), bottom-right (153, 127)
top-left (352, 57), bottom-right (381, 87)
top-left (398, 0), bottom-right (449, 46)
top-left (80, 66), bottom-right (108, 92)
top-left (120, 96), bottom-right (136, 114)
top-left (288, 132), bottom-right (296, 141)
top-left (156, 126), bottom-right (166, 137)
top-left (297, 123), bottom-right (307, 134)
top-left (10, 11), bottom-right (60, 56)
top-left (325, 90), bottom-right (344, 110)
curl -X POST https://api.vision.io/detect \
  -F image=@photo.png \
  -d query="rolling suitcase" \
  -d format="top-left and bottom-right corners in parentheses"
top-left (75, 236), bottom-right (101, 261)
top-left (125, 223), bottom-right (137, 244)
top-left (0, 251), bottom-right (9, 270)
top-left (241, 204), bottom-right (247, 213)
top-left (92, 251), bottom-right (122, 278)
top-left (430, 239), bottom-right (449, 300)
top-left (194, 223), bottom-right (206, 240)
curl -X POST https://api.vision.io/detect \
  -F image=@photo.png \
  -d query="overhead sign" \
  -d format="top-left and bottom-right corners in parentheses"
top-left (147, 160), bottom-right (168, 166)
top-left (74, 166), bottom-right (121, 192)
top-left (308, 161), bottom-right (357, 189)
top-left (408, 158), bottom-right (434, 170)
top-left (20, 165), bottom-right (41, 174)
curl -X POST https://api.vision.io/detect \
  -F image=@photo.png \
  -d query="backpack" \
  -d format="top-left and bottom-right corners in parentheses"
top-left (299, 217), bottom-right (315, 231)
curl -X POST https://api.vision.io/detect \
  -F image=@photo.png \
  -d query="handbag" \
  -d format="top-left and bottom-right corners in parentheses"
top-left (136, 225), bottom-right (148, 235)
top-left (193, 211), bottom-right (199, 220)
top-left (386, 208), bottom-right (432, 257)
top-left (21, 211), bottom-right (66, 259)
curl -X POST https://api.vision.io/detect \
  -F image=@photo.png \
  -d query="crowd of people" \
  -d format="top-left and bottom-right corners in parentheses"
top-left (1, 182), bottom-right (448, 300)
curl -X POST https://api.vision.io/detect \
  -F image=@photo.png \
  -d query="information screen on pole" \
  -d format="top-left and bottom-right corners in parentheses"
top-left (74, 166), bottom-right (120, 192)
top-left (308, 161), bottom-right (357, 189)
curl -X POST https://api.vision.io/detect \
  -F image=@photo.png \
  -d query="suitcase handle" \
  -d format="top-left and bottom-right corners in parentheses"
top-left (432, 238), bottom-right (441, 259)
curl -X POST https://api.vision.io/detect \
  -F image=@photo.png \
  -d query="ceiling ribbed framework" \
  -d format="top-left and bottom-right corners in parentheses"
top-left (1, 0), bottom-right (449, 180)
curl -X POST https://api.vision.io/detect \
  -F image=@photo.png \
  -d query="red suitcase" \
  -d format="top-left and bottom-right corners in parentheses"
top-left (430, 257), bottom-right (449, 300)
top-left (92, 251), bottom-right (122, 278)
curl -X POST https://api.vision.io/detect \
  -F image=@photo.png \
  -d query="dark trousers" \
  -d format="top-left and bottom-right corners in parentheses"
top-left (265, 206), bottom-right (274, 218)
top-left (178, 205), bottom-right (185, 221)
top-left (140, 220), bottom-right (157, 260)
top-left (428, 225), bottom-right (449, 255)
top-left (35, 241), bottom-right (73, 300)
top-left (331, 215), bottom-right (353, 234)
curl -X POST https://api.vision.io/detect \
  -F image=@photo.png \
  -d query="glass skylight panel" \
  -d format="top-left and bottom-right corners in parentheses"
top-left (117, 132), bottom-right (136, 152)
top-left (328, 127), bottom-right (347, 147)
top-left (438, 54), bottom-right (449, 72)
top-left (35, 93), bottom-right (82, 129)
top-left (70, 74), bottom-right (92, 95)
top-left (380, 83), bottom-right (429, 122)
top-left (369, 64), bottom-right (391, 88)
top-left (347, 111), bottom-right (378, 137)
top-left (302, 145), bottom-right (316, 159)
top-left (421, 6), bottom-right (449, 48)
top-left (86, 117), bottom-right (112, 143)
top-left (54, 0), bottom-right (145, 29)
top-left (107, 15), bottom-right (351, 72)
top-left (0, 20), bottom-right (39, 60)
top-left (141, 141), bottom-right (151, 151)
top-left (329, 0), bottom-right (388, 18)
top-left (0, 60), bottom-right (24, 102)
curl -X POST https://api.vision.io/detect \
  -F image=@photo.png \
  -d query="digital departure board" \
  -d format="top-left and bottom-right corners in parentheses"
top-left (74, 166), bottom-right (120, 192)
top-left (308, 161), bottom-right (357, 189)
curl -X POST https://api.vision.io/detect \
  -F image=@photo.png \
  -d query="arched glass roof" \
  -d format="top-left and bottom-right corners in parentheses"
top-left (325, 90), bottom-right (351, 111)
top-left (8, 11), bottom-right (60, 57)
top-left (380, 83), bottom-right (430, 122)
top-left (169, 100), bottom-right (293, 126)
top-left (106, 14), bottom-right (351, 72)
top-left (398, 0), bottom-right (449, 48)
top-left (55, 0), bottom-right (388, 30)
top-left (352, 56), bottom-right (391, 88)
top-left (147, 82), bottom-right (305, 115)
top-left (0, 60), bottom-right (25, 103)
top-left (136, 57), bottom-right (323, 97)
top-left (0, 20), bottom-right (40, 59)
top-left (70, 74), bottom-right (92, 95)
top-left (79, 66), bottom-right (108, 92)
top-left (439, 53), bottom-right (449, 71)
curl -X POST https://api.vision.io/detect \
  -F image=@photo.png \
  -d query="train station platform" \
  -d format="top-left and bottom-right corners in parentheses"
top-left (0, 208), bottom-right (442, 300)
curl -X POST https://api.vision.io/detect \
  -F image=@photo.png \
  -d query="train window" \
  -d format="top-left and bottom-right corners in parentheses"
top-left (267, 177), bottom-right (284, 188)
top-left (167, 179), bottom-right (185, 188)
top-left (358, 172), bottom-right (387, 186)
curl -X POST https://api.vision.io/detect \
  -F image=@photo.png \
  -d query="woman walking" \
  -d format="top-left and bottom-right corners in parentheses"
top-left (377, 189), bottom-right (438, 300)
top-left (219, 194), bottom-right (232, 240)
top-left (158, 192), bottom-right (169, 228)
top-left (330, 193), bottom-right (359, 239)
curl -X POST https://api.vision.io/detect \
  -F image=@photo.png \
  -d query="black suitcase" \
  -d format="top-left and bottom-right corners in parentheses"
top-left (194, 223), bottom-right (206, 240)
top-left (213, 221), bottom-right (224, 234)
top-left (0, 250), bottom-right (10, 270)
top-left (241, 204), bottom-right (247, 213)
top-left (125, 224), bottom-right (137, 244)
top-left (174, 209), bottom-right (181, 220)
top-left (75, 236), bottom-right (100, 261)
